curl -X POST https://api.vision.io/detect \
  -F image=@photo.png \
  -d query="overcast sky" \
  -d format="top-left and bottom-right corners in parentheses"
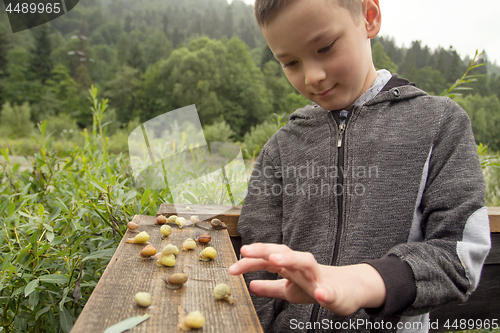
top-left (234, 0), bottom-right (500, 65)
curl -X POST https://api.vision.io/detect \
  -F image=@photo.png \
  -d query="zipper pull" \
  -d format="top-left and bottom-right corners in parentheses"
top-left (337, 110), bottom-right (348, 148)
top-left (337, 122), bottom-right (346, 147)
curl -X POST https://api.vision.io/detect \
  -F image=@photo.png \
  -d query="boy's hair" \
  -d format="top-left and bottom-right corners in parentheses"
top-left (254, 0), bottom-right (363, 27)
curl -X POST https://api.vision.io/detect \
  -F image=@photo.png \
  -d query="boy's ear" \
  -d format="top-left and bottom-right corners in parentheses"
top-left (364, 0), bottom-right (381, 38)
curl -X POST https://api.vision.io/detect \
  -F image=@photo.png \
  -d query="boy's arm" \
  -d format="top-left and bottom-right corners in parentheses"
top-left (367, 98), bottom-right (491, 316)
top-left (238, 140), bottom-right (283, 332)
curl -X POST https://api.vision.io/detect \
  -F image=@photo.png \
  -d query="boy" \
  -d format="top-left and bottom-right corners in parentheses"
top-left (229, 0), bottom-right (491, 332)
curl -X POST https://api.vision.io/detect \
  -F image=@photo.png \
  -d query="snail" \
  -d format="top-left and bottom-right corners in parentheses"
top-left (199, 247), bottom-right (217, 261)
top-left (160, 224), bottom-right (172, 237)
top-left (139, 245), bottom-right (157, 258)
top-left (178, 311), bottom-right (205, 331)
top-left (155, 215), bottom-right (167, 225)
top-left (186, 206), bottom-right (191, 211)
top-left (167, 215), bottom-right (178, 224)
top-left (210, 218), bottom-right (227, 230)
top-left (190, 215), bottom-right (199, 225)
top-left (195, 234), bottom-right (211, 244)
top-left (176, 217), bottom-right (187, 229)
top-left (134, 292), bottom-right (152, 307)
top-left (162, 244), bottom-right (180, 256)
top-left (213, 283), bottom-right (235, 304)
top-left (127, 221), bottom-right (139, 230)
top-left (163, 273), bottom-right (188, 289)
top-left (126, 231), bottom-right (150, 244)
top-left (182, 238), bottom-right (197, 251)
top-left (157, 253), bottom-right (176, 267)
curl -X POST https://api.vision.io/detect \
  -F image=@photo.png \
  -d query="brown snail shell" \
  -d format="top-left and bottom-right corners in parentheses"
top-left (196, 234), bottom-right (211, 243)
top-left (139, 245), bottom-right (157, 258)
top-left (127, 221), bottom-right (139, 230)
top-left (163, 273), bottom-right (188, 289)
top-left (156, 215), bottom-right (167, 225)
top-left (210, 218), bottom-right (227, 230)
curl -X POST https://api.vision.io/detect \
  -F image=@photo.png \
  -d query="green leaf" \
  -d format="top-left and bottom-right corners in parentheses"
top-left (24, 279), bottom-right (39, 297)
top-left (104, 314), bottom-right (150, 333)
top-left (35, 306), bottom-right (51, 320)
top-left (59, 287), bottom-right (69, 310)
top-left (141, 189), bottom-right (151, 207)
top-left (46, 231), bottom-right (54, 242)
top-left (59, 306), bottom-right (73, 332)
top-left (7, 202), bottom-right (15, 216)
top-left (48, 207), bottom-right (62, 223)
top-left (39, 274), bottom-right (69, 285)
top-left (38, 204), bottom-right (45, 217)
top-left (89, 180), bottom-right (106, 193)
top-left (82, 248), bottom-right (116, 262)
top-left (29, 290), bottom-right (39, 310)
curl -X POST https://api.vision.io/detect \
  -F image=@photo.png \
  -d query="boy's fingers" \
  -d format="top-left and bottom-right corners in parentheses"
top-left (268, 251), bottom-right (320, 280)
top-left (239, 243), bottom-right (292, 260)
top-left (229, 258), bottom-right (282, 275)
top-left (249, 280), bottom-right (316, 304)
top-left (249, 279), bottom-right (288, 299)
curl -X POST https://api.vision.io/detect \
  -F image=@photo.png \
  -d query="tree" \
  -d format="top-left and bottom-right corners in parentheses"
top-left (135, 36), bottom-right (271, 139)
top-left (143, 31), bottom-right (172, 68)
top-left (0, 28), bottom-right (10, 106)
top-left (104, 65), bottom-right (140, 126)
top-left (223, 6), bottom-right (234, 39)
top-left (454, 94), bottom-right (500, 151)
top-left (127, 41), bottom-right (145, 72)
top-left (28, 24), bottom-right (52, 83)
top-left (372, 41), bottom-right (398, 74)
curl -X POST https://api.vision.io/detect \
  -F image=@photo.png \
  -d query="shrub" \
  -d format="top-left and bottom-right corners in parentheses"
top-left (0, 102), bottom-right (34, 139)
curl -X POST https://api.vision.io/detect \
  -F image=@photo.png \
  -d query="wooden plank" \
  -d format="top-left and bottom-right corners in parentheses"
top-left (71, 215), bottom-right (262, 333)
top-left (157, 203), bottom-right (242, 237)
top-left (488, 207), bottom-right (500, 233)
top-left (430, 264), bottom-right (500, 331)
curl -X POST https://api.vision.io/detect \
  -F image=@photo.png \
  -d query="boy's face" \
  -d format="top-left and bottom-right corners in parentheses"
top-left (261, 0), bottom-right (381, 111)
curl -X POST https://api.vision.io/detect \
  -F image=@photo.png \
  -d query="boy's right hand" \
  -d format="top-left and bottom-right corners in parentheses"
top-left (228, 243), bottom-right (386, 316)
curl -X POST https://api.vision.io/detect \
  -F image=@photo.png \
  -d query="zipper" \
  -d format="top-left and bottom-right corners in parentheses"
top-left (307, 109), bottom-right (350, 333)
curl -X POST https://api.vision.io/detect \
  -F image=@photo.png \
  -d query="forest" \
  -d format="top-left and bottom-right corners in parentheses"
top-left (1, 0), bottom-right (500, 154)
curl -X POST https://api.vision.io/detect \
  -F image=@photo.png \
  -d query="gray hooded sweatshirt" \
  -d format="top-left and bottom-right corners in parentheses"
top-left (238, 76), bottom-right (491, 333)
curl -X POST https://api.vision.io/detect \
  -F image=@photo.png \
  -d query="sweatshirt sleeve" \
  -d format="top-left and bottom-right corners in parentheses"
top-left (379, 97), bottom-right (491, 315)
top-left (237, 136), bottom-right (284, 332)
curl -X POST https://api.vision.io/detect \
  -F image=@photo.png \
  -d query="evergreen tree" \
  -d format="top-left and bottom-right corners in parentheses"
top-left (223, 6), bottom-right (234, 39)
top-left (372, 41), bottom-right (398, 74)
top-left (127, 41), bottom-right (145, 72)
top-left (0, 28), bottom-right (10, 107)
top-left (28, 24), bottom-right (52, 83)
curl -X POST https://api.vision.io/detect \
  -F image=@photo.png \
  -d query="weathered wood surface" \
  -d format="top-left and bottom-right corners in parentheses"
top-left (71, 215), bottom-right (263, 333)
top-left (157, 203), bottom-right (242, 237)
top-left (488, 206), bottom-right (500, 233)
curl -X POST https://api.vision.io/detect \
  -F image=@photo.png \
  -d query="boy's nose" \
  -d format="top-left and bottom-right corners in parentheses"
top-left (304, 65), bottom-right (326, 86)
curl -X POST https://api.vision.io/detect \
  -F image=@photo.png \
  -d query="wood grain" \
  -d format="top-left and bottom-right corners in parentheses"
top-left (71, 215), bottom-right (262, 333)
top-left (488, 206), bottom-right (500, 233)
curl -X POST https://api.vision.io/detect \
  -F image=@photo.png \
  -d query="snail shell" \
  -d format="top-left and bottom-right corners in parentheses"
top-left (156, 215), bottom-right (167, 225)
top-left (210, 218), bottom-right (227, 230)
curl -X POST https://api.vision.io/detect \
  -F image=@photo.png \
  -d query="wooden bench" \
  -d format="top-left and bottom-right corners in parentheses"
top-left (71, 213), bottom-right (263, 333)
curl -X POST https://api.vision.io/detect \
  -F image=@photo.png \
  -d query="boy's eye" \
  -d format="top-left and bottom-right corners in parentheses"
top-left (283, 60), bottom-right (298, 68)
top-left (318, 41), bottom-right (335, 53)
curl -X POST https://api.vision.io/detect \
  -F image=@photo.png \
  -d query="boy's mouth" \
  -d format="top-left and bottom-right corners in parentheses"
top-left (315, 85), bottom-right (337, 99)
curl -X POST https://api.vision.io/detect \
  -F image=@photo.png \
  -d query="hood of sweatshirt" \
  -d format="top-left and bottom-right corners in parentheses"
top-left (289, 75), bottom-right (425, 122)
